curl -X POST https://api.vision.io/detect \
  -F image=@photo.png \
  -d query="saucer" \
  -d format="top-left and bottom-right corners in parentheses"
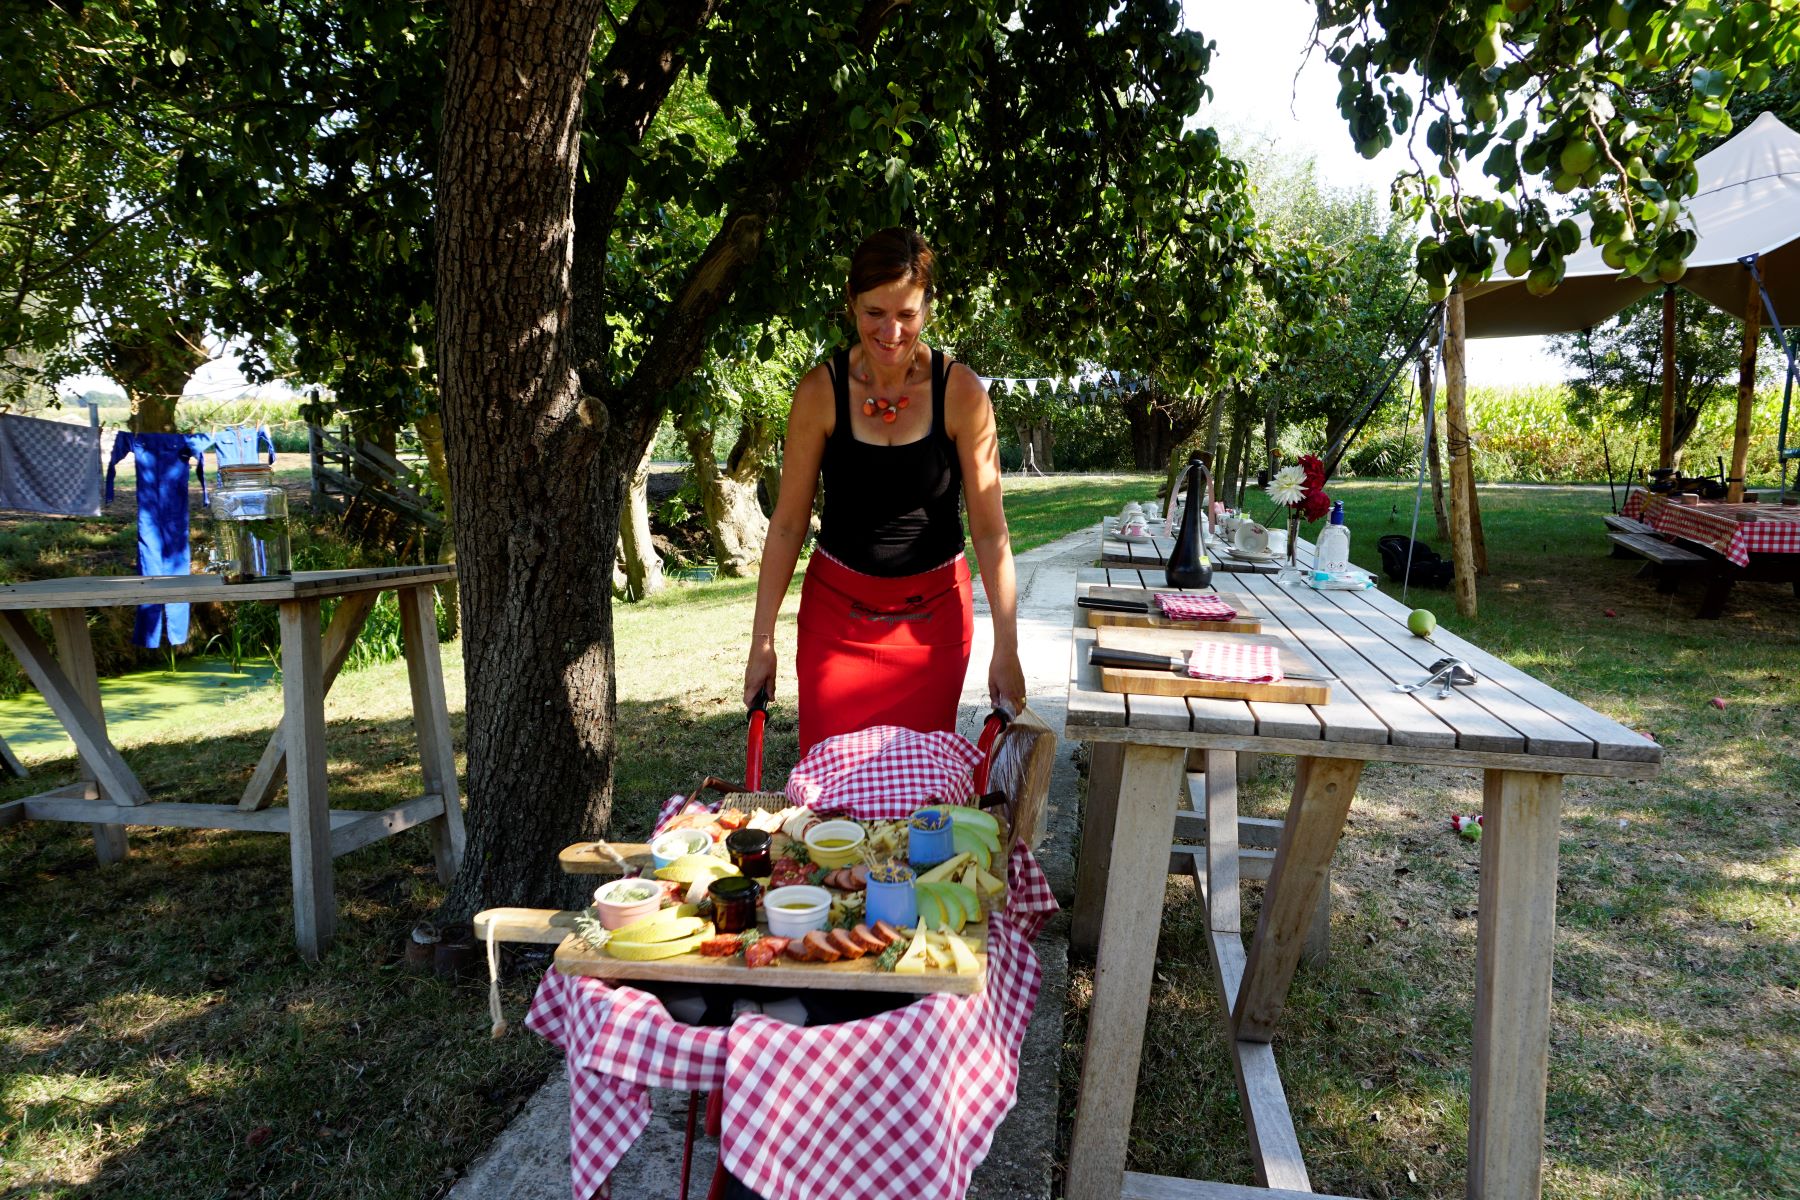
top-left (1226, 546), bottom-right (1276, 562)
top-left (1119, 531), bottom-right (1155, 544)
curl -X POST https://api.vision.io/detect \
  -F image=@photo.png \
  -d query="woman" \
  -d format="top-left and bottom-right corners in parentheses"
top-left (743, 228), bottom-right (1025, 754)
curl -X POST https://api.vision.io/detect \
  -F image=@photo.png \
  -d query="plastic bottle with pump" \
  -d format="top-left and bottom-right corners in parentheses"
top-left (1314, 501), bottom-right (1350, 575)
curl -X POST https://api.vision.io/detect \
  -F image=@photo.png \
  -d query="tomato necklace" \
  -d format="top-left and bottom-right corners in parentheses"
top-left (856, 348), bottom-right (923, 424)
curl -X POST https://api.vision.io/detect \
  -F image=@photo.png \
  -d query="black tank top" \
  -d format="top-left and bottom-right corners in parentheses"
top-left (816, 347), bottom-right (965, 577)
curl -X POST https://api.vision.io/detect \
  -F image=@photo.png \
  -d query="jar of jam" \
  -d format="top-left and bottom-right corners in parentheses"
top-left (708, 874), bottom-right (761, 934)
top-left (726, 828), bottom-right (773, 877)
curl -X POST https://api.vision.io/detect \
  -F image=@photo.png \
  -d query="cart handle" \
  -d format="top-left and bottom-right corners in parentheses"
top-left (745, 687), bottom-right (770, 793)
top-left (972, 706), bottom-right (1012, 796)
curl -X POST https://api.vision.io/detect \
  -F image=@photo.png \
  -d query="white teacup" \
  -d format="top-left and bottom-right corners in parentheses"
top-left (1234, 521), bottom-right (1271, 555)
top-left (1142, 501), bottom-right (1161, 521)
top-left (1123, 519), bottom-right (1149, 538)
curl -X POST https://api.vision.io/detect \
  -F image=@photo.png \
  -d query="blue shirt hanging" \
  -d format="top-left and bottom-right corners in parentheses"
top-left (105, 432), bottom-right (213, 649)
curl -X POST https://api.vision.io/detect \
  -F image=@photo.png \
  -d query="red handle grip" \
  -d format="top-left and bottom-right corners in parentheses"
top-left (972, 707), bottom-right (1010, 795)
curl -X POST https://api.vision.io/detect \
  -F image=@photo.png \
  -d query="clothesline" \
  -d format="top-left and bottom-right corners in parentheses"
top-left (978, 368), bottom-right (1136, 396)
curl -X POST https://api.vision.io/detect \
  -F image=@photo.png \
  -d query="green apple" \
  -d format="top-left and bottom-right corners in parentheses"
top-left (1407, 608), bottom-right (1438, 638)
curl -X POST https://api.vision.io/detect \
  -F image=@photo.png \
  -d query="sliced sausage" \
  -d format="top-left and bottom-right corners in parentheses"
top-left (850, 924), bottom-right (886, 954)
top-left (849, 865), bottom-right (870, 890)
top-left (784, 939), bottom-right (813, 963)
top-left (872, 920), bottom-right (904, 947)
top-left (803, 930), bottom-right (840, 963)
top-left (828, 928), bottom-right (865, 959)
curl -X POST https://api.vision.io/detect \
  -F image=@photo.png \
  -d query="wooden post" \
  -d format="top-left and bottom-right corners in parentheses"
top-left (279, 599), bottom-right (336, 960)
top-left (1444, 293), bottom-right (1480, 617)
top-left (1728, 271), bottom-right (1761, 503)
top-left (1660, 287), bottom-right (1677, 469)
top-left (48, 610), bottom-right (127, 864)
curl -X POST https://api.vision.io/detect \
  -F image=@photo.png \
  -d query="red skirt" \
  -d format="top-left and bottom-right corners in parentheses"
top-left (796, 551), bottom-right (973, 756)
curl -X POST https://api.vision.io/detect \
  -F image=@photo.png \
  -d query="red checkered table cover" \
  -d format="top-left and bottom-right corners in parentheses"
top-left (1621, 488), bottom-right (1800, 566)
top-left (526, 843), bottom-right (1057, 1200)
top-left (780, 725), bottom-right (985, 817)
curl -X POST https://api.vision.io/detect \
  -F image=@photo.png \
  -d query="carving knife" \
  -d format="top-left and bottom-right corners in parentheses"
top-left (1088, 645), bottom-right (1335, 683)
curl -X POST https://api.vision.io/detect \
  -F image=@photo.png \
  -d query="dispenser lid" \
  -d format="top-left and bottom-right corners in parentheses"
top-left (1330, 501), bottom-right (1345, 524)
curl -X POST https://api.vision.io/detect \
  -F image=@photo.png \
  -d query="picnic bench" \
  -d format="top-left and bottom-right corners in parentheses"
top-left (1063, 556), bottom-right (1662, 1200)
top-left (1612, 489), bottom-right (1800, 616)
top-left (0, 565), bottom-right (465, 960)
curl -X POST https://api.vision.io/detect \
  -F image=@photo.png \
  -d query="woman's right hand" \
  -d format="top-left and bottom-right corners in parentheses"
top-left (744, 639), bottom-right (777, 709)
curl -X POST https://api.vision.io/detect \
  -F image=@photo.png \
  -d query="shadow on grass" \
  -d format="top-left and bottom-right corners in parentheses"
top-left (0, 699), bottom-right (801, 1198)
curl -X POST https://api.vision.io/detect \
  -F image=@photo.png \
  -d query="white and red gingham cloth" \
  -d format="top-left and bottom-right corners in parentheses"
top-left (1154, 592), bottom-right (1237, 622)
top-left (780, 725), bottom-right (984, 818)
top-left (1186, 638), bottom-right (1283, 683)
top-left (525, 841), bottom-right (1058, 1200)
top-left (1621, 488), bottom-right (1800, 566)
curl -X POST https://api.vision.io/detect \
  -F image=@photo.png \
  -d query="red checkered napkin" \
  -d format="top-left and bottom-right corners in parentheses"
top-left (1185, 638), bottom-right (1283, 683)
top-left (1154, 592), bottom-right (1237, 622)
top-left (782, 725), bottom-right (983, 818)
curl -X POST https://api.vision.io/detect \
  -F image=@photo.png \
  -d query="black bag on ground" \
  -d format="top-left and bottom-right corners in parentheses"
top-left (1377, 535), bottom-right (1455, 588)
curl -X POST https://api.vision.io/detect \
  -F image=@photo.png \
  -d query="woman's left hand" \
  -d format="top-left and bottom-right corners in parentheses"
top-left (988, 646), bottom-right (1026, 712)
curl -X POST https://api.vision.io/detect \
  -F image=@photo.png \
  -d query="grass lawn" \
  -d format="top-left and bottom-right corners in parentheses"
top-left (0, 472), bottom-right (1152, 1199)
top-left (1059, 482), bottom-right (1800, 1198)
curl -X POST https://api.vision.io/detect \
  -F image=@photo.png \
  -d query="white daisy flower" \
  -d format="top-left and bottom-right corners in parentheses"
top-left (1266, 465), bottom-right (1307, 507)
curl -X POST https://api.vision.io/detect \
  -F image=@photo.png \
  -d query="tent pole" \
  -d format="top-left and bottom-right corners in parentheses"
top-left (1743, 255), bottom-right (1796, 504)
top-left (1728, 265), bottom-right (1760, 503)
top-left (1660, 286), bottom-right (1676, 469)
top-left (1444, 291), bottom-right (1478, 617)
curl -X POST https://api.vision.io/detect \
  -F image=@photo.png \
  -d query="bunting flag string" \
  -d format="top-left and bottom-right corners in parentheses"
top-left (984, 369), bottom-right (1134, 396)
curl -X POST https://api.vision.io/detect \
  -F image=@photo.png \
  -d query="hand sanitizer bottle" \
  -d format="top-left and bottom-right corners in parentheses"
top-left (1315, 501), bottom-right (1350, 575)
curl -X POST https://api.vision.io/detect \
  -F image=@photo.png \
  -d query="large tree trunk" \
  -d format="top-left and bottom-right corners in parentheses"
top-left (437, 0), bottom-right (611, 916)
top-left (678, 411), bottom-right (772, 576)
top-left (619, 441), bottom-right (665, 600)
top-left (100, 312), bottom-right (208, 433)
top-left (1013, 418), bottom-right (1054, 473)
top-left (1122, 386), bottom-right (1190, 471)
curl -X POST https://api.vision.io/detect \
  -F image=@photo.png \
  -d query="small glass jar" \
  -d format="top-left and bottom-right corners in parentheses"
top-left (726, 828), bottom-right (773, 878)
top-left (211, 464), bottom-right (291, 583)
top-left (708, 875), bottom-right (761, 935)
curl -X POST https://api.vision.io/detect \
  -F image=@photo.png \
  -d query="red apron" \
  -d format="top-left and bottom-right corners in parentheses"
top-left (796, 550), bottom-right (973, 756)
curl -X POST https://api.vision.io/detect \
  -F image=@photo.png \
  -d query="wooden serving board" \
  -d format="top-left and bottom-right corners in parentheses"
top-left (552, 925), bottom-right (987, 995)
top-left (1094, 625), bottom-right (1331, 704)
top-left (1082, 586), bottom-right (1262, 633)
top-left (560, 841), bottom-right (658, 875)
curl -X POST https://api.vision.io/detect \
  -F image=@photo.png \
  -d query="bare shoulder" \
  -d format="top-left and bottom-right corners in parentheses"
top-left (943, 360), bottom-right (994, 437)
top-left (789, 361), bottom-right (837, 437)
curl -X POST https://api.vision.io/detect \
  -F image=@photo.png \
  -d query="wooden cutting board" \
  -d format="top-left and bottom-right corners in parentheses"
top-left (553, 927), bottom-right (986, 995)
top-left (1094, 625), bottom-right (1331, 704)
top-left (1082, 586), bottom-right (1262, 633)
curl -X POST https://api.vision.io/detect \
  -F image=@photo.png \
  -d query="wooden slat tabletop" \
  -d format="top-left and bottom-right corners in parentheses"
top-left (0, 564), bottom-right (456, 610)
top-left (1065, 567), bottom-right (1662, 778)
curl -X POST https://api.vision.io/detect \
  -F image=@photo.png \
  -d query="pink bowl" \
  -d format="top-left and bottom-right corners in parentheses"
top-left (593, 878), bottom-right (665, 930)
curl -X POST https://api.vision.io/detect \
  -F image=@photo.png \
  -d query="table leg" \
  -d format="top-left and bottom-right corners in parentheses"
top-left (1468, 770), bottom-right (1563, 1200)
top-left (1234, 756), bottom-right (1364, 1043)
top-left (1065, 743), bottom-right (1186, 1200)
top-left (46, 610), bottom-right (129, 864)
top-left (1204, 749), bottom-right (1240, 933)
top-left (1069, 740), bottom-right (1124, 957)
top-left (398, 584), bottom-right (465, 882)
top-left (0, 612), bottom-right (149, 808)
top-left (240, 590), bottom-right (379, 811)
top-left (279, 599), bottom-right (335, 960)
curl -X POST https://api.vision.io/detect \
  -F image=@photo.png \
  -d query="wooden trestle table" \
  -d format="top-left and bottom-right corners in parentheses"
top-left (1063, 560), bottom-right (1662, 1200)
top-left (0, 565), bottom-right (465, 960)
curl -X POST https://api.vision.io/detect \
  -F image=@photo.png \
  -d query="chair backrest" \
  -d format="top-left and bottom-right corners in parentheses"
top-left (985, 703), bottom-right (1057, 850)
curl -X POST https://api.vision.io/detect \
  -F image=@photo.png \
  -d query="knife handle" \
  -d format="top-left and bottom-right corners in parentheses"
top-left (1089, 646), bottom-right (1184, 672)
top-left (1078, 597), bottom-right (1151, 613)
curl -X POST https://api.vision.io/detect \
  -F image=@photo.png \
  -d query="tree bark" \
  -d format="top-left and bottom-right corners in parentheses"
top-left (1122, 384), bottom-right (1202, 471)
top-left (619, 441), bottom-right (665, 600)
top-left (1444, 291), bottom-right (1479, 617)
top-left (437, 0), bottom-right (612, 915)
top-left (678, 411), bottom-right (771, 576)
top-left (1013, 418), bottom-right (1055, 473)
top-left (100, 312), bottom-right (208, 433)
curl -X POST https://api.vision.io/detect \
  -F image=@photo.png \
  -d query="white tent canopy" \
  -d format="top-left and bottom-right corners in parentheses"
top-left (1464, 111), bottom-right (1800, 338)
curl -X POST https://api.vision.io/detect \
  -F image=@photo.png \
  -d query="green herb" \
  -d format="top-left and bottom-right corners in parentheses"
top-left (874, 941), bottom-right (904, 972)
top-left (807, 866), bottom-right (829, 887)
top-left (571, 907), bottom-right (611, 951)
top-left (737, 928), bottom-right (762, 960)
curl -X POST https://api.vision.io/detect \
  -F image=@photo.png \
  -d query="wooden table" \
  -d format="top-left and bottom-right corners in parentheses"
top-left (1063, 563), bottom-right (1662, 1200)
top-left (1618, 488), bottom-right (1800, 616)
top-left (0, 566), bottom-right (466, 960)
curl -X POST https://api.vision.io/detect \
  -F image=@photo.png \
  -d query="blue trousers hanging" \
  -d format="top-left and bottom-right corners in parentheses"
top-left (106, 433), bottom-right (211, 648)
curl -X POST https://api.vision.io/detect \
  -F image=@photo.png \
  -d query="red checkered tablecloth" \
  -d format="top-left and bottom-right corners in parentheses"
top-left (1620, 489), bottom-right (1800, 566)
top-left (1186, 638), bottom-right (1282, 683)
top-left (525, 841), bottom-right (1058, 1200)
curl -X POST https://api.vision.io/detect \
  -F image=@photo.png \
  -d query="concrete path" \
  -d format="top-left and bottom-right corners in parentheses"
top-left (450, 524), bottom-right (1099, 1200)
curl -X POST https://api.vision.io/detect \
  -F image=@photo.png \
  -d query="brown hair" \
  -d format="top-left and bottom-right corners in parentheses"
top-left (846, 227), bottom-right (935, 305)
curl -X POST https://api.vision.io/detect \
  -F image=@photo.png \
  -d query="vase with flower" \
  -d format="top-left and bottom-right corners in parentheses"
top-left (1266, 454), bottom-right (1332, 583)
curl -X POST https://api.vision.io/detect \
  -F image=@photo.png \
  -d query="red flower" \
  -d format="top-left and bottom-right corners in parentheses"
top-left (1299, 454), bottom-right (1327, 487)
top-left (1299, 487), bottom-right (1332, 523)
